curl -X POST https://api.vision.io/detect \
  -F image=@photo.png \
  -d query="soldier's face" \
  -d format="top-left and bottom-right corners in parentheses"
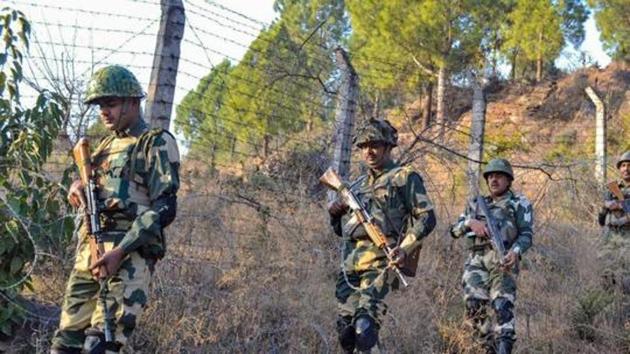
top-left (96, 97), bottom-right (139, 131)
top-left (486, 172), bottom-right (511, 197)
top-left (620, 161), bottom-right (630, 182)
top-left (360, 141), bottom-right (391, 170)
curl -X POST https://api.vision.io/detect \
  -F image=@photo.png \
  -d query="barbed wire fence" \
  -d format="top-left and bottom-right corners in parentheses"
top-left (2, 0), bottom-right (628, 351)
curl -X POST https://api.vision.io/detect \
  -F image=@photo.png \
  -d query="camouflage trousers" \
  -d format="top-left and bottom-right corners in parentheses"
top-left (51, 232), bottom-right (154, 352)
top-left (462, 249), bottom-right (517, 347)
top-left (598, 227), bottom-right (630, 294)
top-left (335, 267), bottom-right (399, 328)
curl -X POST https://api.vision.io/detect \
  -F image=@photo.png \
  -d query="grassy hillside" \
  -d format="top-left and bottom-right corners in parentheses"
top-left (7, 63), bottom-right (630, 353)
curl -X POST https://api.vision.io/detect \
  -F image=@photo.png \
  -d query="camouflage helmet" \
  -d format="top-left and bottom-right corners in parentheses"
top-left (617, 150), bottom-right (630, 169)
top-left (483, 158), bottom-right (514, 180)
top-left (353, 118), bottom-right (398, 147)
top-left (84, 65), bottom-right (144, 104)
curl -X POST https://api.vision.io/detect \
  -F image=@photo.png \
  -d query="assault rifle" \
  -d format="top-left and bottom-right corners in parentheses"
top-left (72, 138), bottom-right (114, 343)
top-left (475, 196), bottom-right (507, 265)
top-left (606, 181), bottom-right (630, 213)
top-left (320, 168), bottom-right (408, 287)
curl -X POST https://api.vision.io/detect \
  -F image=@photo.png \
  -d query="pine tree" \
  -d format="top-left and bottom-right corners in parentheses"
top-left (589, 0), bottom-right (630, 61)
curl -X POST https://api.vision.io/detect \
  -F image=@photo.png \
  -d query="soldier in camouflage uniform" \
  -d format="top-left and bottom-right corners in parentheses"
top-left (50, 65), bottom-right (180, 354)
top-left (328, 118), bottom-right (436, 353)
top-left (450, 159), bottom-right (533, 354)
top-left (597, 151), bottom-right (630, 295)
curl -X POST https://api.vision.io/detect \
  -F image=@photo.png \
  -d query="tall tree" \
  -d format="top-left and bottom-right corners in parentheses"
top-left (589, 0), bottom-right (630, 61)
top-left (220, 23), bottom-right (313, 157)
top-left (503, 0), bottom-right (588, 82)
top-left (503, 0), bottom-right (564, 82)
top-left (175, 59), bottom-right (232, 165)
top-left (176, 0), bottom-right (348, 161)
top-left (347, 0), bottom-right (485, 128)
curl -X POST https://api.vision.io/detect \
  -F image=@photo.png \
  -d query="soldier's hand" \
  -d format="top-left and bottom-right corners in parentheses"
top-left (501, 250), bottom-right (518, 272)
top-left (67, 179), bottom-right (86, 208)
top-left (468, 219), bottom-right (489, 238)
top-left (90, 247), bottom-right (126, 277)
top-left (328, 200), bottom-right (349, 217)
top-left (604, 200), bottom-right (623, 211)
top-left (388, 246), bottom-right (407, 267)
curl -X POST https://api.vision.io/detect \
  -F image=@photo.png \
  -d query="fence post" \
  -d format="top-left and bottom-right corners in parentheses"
top-left (466, 74), bottom-right (486, 198)
top-left (328, 48), bottom-right (358, 205)
top-left (145, 0), bottom-right (185, 130)
top-left (585, 86), bottom-right (607, 185)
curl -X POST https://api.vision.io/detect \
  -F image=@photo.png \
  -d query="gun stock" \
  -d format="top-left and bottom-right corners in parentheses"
top-left (73, 138), bottom-right (92, 186)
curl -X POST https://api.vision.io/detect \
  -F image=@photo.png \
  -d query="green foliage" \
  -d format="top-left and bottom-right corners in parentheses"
top-left (0, 7), bottom-right (72, 336)
top-left (571, 288), bottom-right (614, 341)
top-left (589, 0), bottom-right (630, 60)
top-left (484, 128), bottom-right (529, 159)
top-left (502, 0), bottom-right (588, 80)
top-left (175, 59), bottom-right (232, 162)
top-left (543, 128), bottom-right (595, 162)
top-left (503, 0), bottom-right (564, 76)
top-left (347, 0), bottom-right (508, 113)
top-left (177, 1), bottom-right (346, 162)
top-left (560, 0), bottom-right (590, 48)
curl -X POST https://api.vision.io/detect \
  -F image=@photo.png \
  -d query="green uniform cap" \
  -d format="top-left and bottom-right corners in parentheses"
top-left (617, 151), bottom-right (630, 169)
top-left (353, 118), bottom-right (398, 147)
top-left (483, 158), bottom-right (514, 180)
top-left (84, 65), bottom-right (144, 104)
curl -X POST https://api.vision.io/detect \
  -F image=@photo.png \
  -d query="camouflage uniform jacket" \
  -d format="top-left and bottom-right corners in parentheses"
top-left (91, 118), bottom-right (180, 258)
top-left (450, 191), bottom-right (533, 256)
top-left (598, 180), bottom-right (630, 230)
top-left (330, 160), bottom-right (436, 271)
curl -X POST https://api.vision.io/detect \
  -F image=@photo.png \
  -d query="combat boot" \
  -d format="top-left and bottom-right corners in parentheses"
top-left (49, 346), bottom-right (81, 354)
top-left (497, 339), bottom-right (513, 354)
top-left (336, 316), bottom-right (355, 354)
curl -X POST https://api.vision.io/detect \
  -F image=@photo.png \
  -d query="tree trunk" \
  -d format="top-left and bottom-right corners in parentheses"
top-left (422, 81), bottom-right (433, 129)
top-left (436, 64), bottom-right (447, 136)
top-left (372, 92), bottom-right (380, 118)
top-left (536, 30), bottom-right (543, 82)
top-left (230, 135), bottom-right (236, 158)
top-left (511, 50), bottom-right (518, 81)
top-left (263, 134), bottom-right (271, 157)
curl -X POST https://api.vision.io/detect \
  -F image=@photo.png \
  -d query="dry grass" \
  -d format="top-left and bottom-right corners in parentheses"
top-left (17, 158), bottom-right (628, 354)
